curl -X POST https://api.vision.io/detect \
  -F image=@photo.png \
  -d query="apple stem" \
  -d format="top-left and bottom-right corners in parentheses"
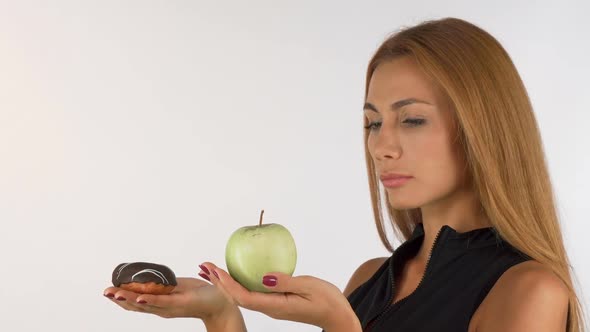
top-left (259, 209), bottom-right (264, 227)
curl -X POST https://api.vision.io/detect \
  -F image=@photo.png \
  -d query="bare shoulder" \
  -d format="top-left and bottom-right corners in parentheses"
top-left (476, 260), bottom-right (569, 332)
top-left (343, 257), bottom-right (389, 297)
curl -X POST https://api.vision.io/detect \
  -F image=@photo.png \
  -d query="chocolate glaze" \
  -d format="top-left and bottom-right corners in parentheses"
top-left (112, 262), bottom-right (177, 287)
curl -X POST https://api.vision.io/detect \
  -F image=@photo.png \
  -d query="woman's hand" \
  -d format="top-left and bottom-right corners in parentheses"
top-left (199, 262), bottom-right (362, 332)
top-left (102, 276), bottom-right (245, 330)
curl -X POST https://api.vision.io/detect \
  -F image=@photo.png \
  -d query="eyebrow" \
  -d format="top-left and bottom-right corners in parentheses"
top-left (363, 98), bottom-right (432, 113)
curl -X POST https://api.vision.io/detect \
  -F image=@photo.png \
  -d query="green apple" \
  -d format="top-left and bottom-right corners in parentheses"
top-left (225, 210), bottom-right (297, 293)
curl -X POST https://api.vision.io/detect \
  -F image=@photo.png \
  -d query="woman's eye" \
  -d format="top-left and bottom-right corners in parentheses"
top-left (404, 118), bottom-right (426, 126)
top-left (364, 121), bottom-right (381, 130)
top-left (363, 118), bottom-right (425, 131)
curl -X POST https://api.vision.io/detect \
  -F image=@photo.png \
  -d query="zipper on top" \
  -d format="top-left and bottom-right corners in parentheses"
top-left (364, 226), bottom-right (445, 332)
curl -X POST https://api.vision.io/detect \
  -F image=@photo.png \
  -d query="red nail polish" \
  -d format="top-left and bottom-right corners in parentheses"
top-left (199, 264), bottom-right (210, 275)
top-left (104, 293), bottom-right (115, 298)
top-left (262, 276), bottom-right (277, 287)
top-left (116, 296), bottom-right (126, 301)
top-left (199, 272), bottom-right (211, 281)
top-left (137, 300), bottom-right (147, 304)
top-left (212, 270), bottom-right (219, 279)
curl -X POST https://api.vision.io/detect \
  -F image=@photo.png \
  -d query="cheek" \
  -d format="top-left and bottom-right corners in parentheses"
top-left (407, 132), bottom-right (464, 188)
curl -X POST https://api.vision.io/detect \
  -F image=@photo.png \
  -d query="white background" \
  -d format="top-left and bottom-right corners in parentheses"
top-left (1, 0), bottom-right (589, 331)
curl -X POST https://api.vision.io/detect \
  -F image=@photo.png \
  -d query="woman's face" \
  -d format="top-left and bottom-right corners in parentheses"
top-left (364, 57), bottom-right (468, 210)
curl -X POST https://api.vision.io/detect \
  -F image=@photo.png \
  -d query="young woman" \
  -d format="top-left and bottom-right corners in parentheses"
top-left (104, 17), bottom-right (586, 332)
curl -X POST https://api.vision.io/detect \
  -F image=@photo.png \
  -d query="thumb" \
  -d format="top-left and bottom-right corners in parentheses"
top-left (262, 272), bottom-right (310, 295)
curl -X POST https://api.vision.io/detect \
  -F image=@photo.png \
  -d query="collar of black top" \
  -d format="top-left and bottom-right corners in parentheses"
top-left (411, 222), bottom-right (497, 238)
top-left (407, 222), bottom-right (501, 250)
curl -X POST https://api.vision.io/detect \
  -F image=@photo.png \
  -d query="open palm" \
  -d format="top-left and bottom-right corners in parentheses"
top-left (103, 277), bottom-right (231, 319)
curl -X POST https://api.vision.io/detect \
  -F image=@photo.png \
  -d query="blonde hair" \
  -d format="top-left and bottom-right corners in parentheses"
top-left (363, 17), bottom-right (586, 331)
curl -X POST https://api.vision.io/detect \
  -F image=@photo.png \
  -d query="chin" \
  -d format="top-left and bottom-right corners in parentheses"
top-left (390, 204), bottom-right (420, 210)
top-left (384, 187), bottom-right (421, 209)
top-left (387, 199), bottom-right (420, 210)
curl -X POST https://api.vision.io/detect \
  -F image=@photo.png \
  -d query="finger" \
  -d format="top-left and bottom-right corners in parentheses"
top-left (112, 288), bottom-right (157, 313)
top-left (103, 286), bottom-right (136, 302)
top-left (103, 287), bottom-right (118, 299)
top-left (103, 286), bottom-right (138, 302)
top-left (197, 271), bottom-right (211, 283)
top-left (134, 292), bottom-right (180, 308)
top-left (198, 263), bottom-right (213, 280)
top-left (103, 291), bottom-right (148, 313)
top-left (199, 262), bottom-right (236, 304)
top-left (104, 287), bottom-right (170, 315)
top-left (113, 289), bottom-right (140, 302)
top-left (260, 272), bottom-right (311, 296)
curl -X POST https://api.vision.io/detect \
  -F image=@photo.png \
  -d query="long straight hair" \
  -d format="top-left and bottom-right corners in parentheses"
top-left (363, 17), bottom-right (585, 331)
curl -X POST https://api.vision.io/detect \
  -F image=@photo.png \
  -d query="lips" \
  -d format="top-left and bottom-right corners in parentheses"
top-left (379, 172), bottom-right (413, 188)
top-left (379, 173), bottom-right (413, 181)
top-left (380, 176), bottom-right (412, 188)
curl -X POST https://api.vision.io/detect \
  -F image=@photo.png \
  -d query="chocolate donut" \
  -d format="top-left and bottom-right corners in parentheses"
top-left (112, 262), bottom-right (177, 295)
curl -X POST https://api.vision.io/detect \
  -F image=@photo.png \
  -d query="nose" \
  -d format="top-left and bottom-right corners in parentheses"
top-left (370, 125), bottom-right (402, 161)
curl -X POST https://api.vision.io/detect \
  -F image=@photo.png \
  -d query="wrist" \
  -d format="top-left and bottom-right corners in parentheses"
top-left (202, 305), bottom-right (246, 332)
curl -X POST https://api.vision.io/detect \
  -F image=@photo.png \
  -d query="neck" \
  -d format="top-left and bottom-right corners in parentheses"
top-left (414, 189), bottom-right (492, 266)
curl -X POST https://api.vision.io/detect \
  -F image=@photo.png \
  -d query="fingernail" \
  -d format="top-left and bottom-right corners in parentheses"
top-left (199, 264), bottom-right (210, 275)
top-left (116, 296), bottom-right (126, 301)
top-left (104, 293), bottom-right (115, 298)
top-left (212, 269), bottom-right (219, 279)
top-left (199, 272), bottom-right (211, 281)
top-left (137, 300), bottom-right (147, 304)
top-left (262, 276), bottom-right (277, 287)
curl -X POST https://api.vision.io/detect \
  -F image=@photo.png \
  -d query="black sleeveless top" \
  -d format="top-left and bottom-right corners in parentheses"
top-left (341, 222), bottom-right (532, 332)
